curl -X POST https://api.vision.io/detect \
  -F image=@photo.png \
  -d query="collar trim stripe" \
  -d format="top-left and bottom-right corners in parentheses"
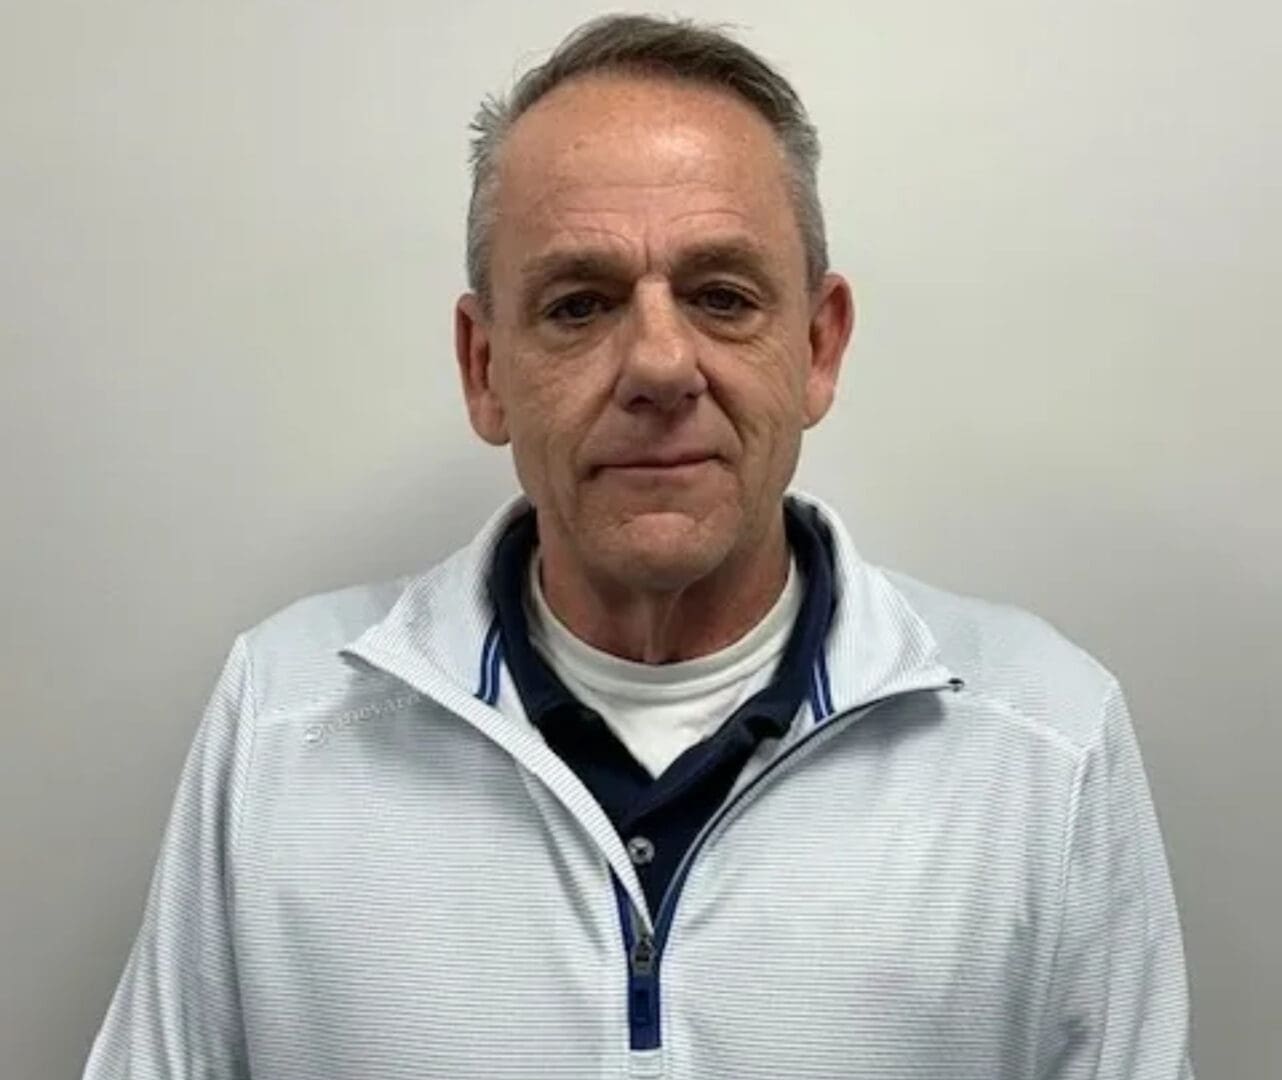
top-left (815, 650), bottom-right (835, 719)
top-left (488, 638), bottom-right (504, 707)
top-left (476, 619), bottom-right (502, 705)
top-left (809, 661), bottom-right (830, 723)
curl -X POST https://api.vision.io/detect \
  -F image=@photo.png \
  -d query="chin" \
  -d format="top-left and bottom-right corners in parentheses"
top-left (592, 506), bottom-right (738, 591)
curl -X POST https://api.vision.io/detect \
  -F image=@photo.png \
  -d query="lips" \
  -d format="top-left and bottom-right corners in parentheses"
top-left (609, 453), bottom-right (715, 468)
top-left (588, 444), bottom-right (724, 478)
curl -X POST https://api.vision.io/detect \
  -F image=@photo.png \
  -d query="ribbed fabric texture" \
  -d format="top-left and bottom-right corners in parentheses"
top-left (82, 489), bottom-right (1195, 1079)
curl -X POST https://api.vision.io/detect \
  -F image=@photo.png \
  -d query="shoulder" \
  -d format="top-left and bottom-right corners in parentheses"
top-left (882, 567), bottom-right (1119, 754)
top-left (236, 575), bottom-right (412, 716)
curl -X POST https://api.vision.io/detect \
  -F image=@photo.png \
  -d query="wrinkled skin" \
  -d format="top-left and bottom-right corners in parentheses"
top-left (456, 73), bottom-right (854, 662)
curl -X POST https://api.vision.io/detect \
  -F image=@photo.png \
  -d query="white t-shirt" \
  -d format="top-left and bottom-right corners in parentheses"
top-left (524, 551), bottom-right (804, 778)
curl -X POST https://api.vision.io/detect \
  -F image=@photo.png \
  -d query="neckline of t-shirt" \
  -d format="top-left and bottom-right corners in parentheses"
top-left (524, 549), bottom-right (803, 701)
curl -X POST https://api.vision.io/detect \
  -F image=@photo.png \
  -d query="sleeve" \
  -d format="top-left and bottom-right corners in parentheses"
top-left (83, 635), bottom-right (256, 1080)
top-left (1037, 678), bottom-right (1195, 1079)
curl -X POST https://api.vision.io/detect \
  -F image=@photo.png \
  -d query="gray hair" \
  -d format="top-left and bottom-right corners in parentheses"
top-left (466, 14), bottom-right (828, 313)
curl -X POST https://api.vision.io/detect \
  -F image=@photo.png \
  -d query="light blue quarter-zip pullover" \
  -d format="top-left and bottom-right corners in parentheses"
top-left (83, 489), bottom-right (1195, 1079)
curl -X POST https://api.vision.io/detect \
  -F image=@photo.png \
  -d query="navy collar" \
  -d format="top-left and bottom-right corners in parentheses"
top-left (487, 496), bottom-right (837, 736)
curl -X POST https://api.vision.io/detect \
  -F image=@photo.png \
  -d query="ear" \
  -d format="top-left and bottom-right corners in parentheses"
top-left (455, 292), bottom-right (510, 446)
top-left (802, 273), bottom-right (855, 428)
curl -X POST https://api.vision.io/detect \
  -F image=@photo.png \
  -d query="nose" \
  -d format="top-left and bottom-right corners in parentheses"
top-left (613, 277), bottom-right (708, 412)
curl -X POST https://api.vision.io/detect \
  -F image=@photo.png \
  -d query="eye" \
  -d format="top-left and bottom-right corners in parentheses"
top-left (693, 285), bottom-right (755, 318)
top-left (545, 292), bottom-right (612, 326)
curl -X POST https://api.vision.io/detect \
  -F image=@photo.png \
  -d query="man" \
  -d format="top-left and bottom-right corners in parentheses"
top-left (84, 14), bottom-right (1194, 1079)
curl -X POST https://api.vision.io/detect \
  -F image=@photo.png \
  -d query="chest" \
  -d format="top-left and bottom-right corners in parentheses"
top-left (230, 696), bottom-right (1072, 1079)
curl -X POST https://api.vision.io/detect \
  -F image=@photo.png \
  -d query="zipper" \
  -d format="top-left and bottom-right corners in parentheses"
top-left (628, 925), bottom-right (660, 1049)
top-left (614, 872), bottom-right (661, 1049)
top-left (616, 677), bottom-right (962, 1053)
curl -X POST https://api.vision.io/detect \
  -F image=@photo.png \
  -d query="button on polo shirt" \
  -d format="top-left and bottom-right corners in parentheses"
top-left (627, 836), bottom-right (656, 866)
top-left (487, 499), bottom-right (837, 918)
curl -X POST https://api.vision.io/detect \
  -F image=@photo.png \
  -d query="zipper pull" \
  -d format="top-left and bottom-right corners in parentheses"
top-left (631, 930), bottom-right (656, 976)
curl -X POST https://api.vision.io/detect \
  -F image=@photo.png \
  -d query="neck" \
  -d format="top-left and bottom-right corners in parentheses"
top-left (535, 511), bottom-right (791, 664)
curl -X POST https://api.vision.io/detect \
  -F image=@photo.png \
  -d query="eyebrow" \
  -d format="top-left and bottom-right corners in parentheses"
top-left (519, 250), bottom-right (632, 303)
top-left (517, 238), bottom-right (779, 310)
top-left (671, 241), bottom-right (775, 284)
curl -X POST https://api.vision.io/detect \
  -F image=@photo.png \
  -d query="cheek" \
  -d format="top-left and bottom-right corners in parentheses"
top-left (712, 342), bottom-right (808, 449)
top-left (503, 350), bottom-right (607, 478)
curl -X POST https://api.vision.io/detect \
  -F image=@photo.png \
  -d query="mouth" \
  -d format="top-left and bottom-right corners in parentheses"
top-left (598, 456), bottom-right (718, 480)
top-left (614, 455), bottom-right (712, 468)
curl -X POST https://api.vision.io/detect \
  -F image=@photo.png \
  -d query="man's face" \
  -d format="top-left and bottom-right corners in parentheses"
top-left (457, 73), bottom-right (852, 592)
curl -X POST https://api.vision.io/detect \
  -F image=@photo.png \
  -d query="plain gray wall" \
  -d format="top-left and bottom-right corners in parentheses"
top-left (2, 1), bottom-right (1278, 1076)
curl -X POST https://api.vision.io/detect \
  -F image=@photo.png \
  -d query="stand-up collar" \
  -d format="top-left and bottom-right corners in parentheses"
top-left (340, 489), bottom-right (957, 725)
top-left (488, 496), bottom-right (837, 734)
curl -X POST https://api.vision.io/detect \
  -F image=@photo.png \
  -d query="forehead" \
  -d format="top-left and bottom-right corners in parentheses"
top-left (492, 73), bottom-right (801, 277)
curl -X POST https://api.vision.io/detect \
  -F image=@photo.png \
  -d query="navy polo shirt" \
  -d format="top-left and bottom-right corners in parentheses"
top-left (488, 497), bottom-right (837, 918)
